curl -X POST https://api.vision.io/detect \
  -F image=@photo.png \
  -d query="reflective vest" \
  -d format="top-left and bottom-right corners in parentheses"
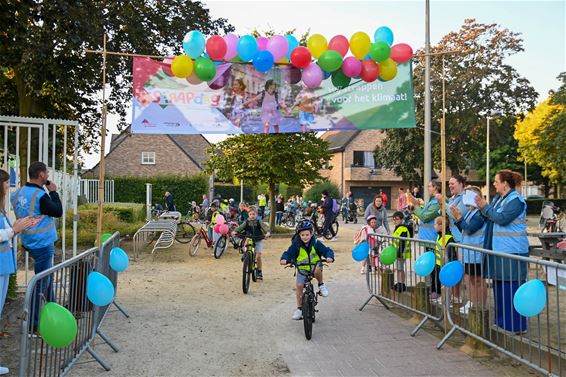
top-left (0, 213), bottom-right (16, 275)
top-left (11, 186), bottom-right (58, 250)
top-left (418, 197), bottom-right (438, 242)
top-left (259, 196), bottom-right (267, 207)
top-left (448, 193), bottom-right (468, 242)
top-left (461, 209), bottom-right (486, 264)
top-left (392, 225), bottom-right (411, 259)
top-left (435, 234), bottom-right (453, 266)
top-left (492, 190), bottom-right (528, 254)
top-left (297, 244), bottom-right (320, 271)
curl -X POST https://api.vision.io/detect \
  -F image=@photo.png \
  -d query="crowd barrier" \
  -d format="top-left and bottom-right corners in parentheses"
top-left (18, 232), bottom-right (129, 377)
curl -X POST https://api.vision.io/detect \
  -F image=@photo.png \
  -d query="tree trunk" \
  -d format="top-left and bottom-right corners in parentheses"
top-left (268, 182), bottom-right (276, 231)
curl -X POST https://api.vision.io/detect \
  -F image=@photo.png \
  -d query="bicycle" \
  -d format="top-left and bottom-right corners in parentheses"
top-left (213, 220), bottom-right (240, 259)
top-left (189, 221), bottom-right (214, 256)
top-left (304, 212), bottom-right (339, 240)
top-left (237, 233), bottom-right (264, 294)
top-left (175, 219), bottom-right (196, 244)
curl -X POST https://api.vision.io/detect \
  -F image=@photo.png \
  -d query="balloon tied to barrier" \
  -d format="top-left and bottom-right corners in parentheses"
top-left (171, 26), bottom-right (413, 90)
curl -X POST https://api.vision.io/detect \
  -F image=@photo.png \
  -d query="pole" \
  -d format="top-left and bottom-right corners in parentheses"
top-left (423, 0), bottom-right (432, 201)
top-left (441, 56), bottom-right (448, 332)
top-left (240, 179), bottom-right (244, 203)
top-left (96, 33), bottom-right (108, 247)
top-left (486, 117), bottom-right (490, 202)
top-left (524, 160), bottom-right (528, 197)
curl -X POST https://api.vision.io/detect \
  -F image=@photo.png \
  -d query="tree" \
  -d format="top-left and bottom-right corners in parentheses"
top-left (205, 133), bottom-right (332, 229)
top-left (375, 19), bottom-right (538, 182)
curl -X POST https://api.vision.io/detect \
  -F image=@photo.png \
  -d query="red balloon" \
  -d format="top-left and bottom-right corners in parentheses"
top-left (328, 35), bottom-right (349, 57)
top-left (206, 35), bottom-right (228, 61)
top-left (390, 43), bottom-right (413, 63)
top-left (360, 60), bottom-right (379, 82)
top-left (290, 46), bottom-right (312, 69)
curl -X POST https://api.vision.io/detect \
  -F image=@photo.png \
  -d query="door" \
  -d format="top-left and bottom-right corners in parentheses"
top-left (350, 186), bottom-right (392, 212)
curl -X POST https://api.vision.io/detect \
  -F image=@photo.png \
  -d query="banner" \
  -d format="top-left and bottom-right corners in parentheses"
top-left (131, 57), bottom-right (416, 134)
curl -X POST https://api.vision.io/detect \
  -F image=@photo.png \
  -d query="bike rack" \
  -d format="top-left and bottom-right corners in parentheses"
top-left (133, 219), bottom-right (177, 259)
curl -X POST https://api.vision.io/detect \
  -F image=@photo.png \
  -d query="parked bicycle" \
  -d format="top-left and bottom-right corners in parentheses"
top-left (237, 233), bottom-right (264, 294)
top-left (213, 220), bottom-right (240, 259)
top-left (189, 221), bottom-right (214, 256)
top-left (539, 201), bottom-right (564, 233)
top-left (303, 211), bottom-right (339, 240)
top-left (175, 219), bottom-right (196, 244)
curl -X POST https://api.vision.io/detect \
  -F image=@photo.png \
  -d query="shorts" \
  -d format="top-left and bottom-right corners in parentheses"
top-left (254, 240), bottom-right (264, 254)
top-left (299, 111), bottom-right (316, 126)
top-left (395, 258), bottom-right (405, 271)
top-left (296, 262), bottom-right (322, 284)
top-left (464, 263), bottom-right (482, 276)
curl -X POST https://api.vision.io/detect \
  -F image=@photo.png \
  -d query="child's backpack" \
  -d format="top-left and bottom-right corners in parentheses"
top-left (332, 198), bottom-right (339, 214)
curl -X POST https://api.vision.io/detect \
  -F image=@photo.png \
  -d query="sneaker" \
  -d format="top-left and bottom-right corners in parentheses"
top-left (319, 284), bottom-right (329, 297)
top-left (292, 308), bottom-right (303, 320)
top-left (0, 366), bottom-right (8, 375)
top-left (256, 271), bottom-right (263, 281)
top-left (459, 301), bottom-right (472, 315)
top-left (360, 267), bottom-right (366, 274)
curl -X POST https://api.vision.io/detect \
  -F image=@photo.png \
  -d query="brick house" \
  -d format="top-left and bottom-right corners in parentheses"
top-left (84, 127), bottom-right (210, 177)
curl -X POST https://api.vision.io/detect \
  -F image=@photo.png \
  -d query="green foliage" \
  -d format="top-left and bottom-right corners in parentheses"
top-left (304, 181), bottom-right (340, 203)
top-left (78, 202), bottom-right (146, 223)
top-left (8, 274), bottom-right (17, 300)
top-left (214, 184), bottom-right (256, 203)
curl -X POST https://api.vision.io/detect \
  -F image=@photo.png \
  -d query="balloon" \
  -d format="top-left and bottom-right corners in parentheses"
top-left (379, 245), bottom-right (397, 266)
top-left (194, 57), bottom-right (216, 81)
top-left (369, 41), bottom-right (391, 63)
top-left (39, 302), bottom-right (77, 348)
top-left (182, 30), bottom-right (206, 59)
top-left (253, 50), bottom-right (274, 72)
top-left (390, 43), bottom-right (413, 63)
top-left (341, 57), bottom-right (362, 78)
top-left (237, 35), bottom-right (259, 62)
top-left (94, 233), bottom-right (113, 247)
top-left (331, 70), bottom-right (351, 89)
top-left (287, 67), bottom-right (302, 84)
top-left (352, 242), bottom-right (370, 262)
top-left (307, 34), bottom-right (328, 59)
top-left (290, 46), bottom-right (312, 69)
top-left (215, 214), bottom-right (225, 225)
top-left (322, 70), bottom-right (331, 80)
top-left (267, 35), bottom-right (288, 62)
top-left (186, 72), bottom-right (203, 85)
top-left (257, 36), bottom-right (268, 51)
top-left (378, 58), bottom-right (398, 81)
top-left (350, 32), bottom-right (371, 60)
top-left (110, 247), bottom-right (129, 272)
top-left (171, 55), bottom-right (194, 78)
top-left (87, 272), bottom-right (115, 306)
top-left (302, 63), bottom-right (323, 88)
top-left (214, 223), bottom-right (221, 234)
top-left (374, 26), bottom-right (394, 46)
top-left (328, 35), bottom-right (349, 57)
top-left (219, 224), bottom-right (229, 235)
top-left (360, 60), bottom-right (379, 82)
top-left (208, 64), bottom-right (231, 90)
top-left (439, 261), bottom-right (464, 287)
top-left (514, 279), bottom-right (547, 317)
top-left (414, 251), bottom-right (436, 277)
top-left (223, 33), bottom-right (239, 60)
top-left (285, 35), bottom-right (299, 60)
top-left (318, 50), bottom-right (343, 73)
top-left (206, 35), bottom-right (227, 61)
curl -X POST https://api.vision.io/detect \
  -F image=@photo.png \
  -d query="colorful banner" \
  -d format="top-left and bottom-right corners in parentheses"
top-left (131, 57), bottom-right (416, 134)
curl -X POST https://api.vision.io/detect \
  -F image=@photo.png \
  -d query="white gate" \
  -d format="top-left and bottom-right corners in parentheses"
top-left (80, 179), bottom-right (114, 203)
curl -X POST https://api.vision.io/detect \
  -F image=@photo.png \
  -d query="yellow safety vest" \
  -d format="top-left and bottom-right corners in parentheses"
top-left (392, 226), bottom-right (411, 259)
top-left (297, 245), bottom-right (320, 271)
top-left (435, 234), bottom-right (453, 266)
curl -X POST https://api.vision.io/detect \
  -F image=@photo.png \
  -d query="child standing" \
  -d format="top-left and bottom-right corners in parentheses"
top-left (234, 206), bottom-right (270, 280)
top-left (228, 78), bottom-right (247, 128)
top-left (354, 215), bottom-right (381, 274)
top-left (391, 211), bottom-right (412, 292)
top-left (244, 79), bottom-right (287, 133)
top-left (288, 86), bottom-right (319, 133)
top-left (432, 216), bottom-right (455, 301)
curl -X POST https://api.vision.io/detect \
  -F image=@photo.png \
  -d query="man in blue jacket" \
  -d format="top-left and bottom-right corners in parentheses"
top-left (321, 190), bottom-right (337, 241)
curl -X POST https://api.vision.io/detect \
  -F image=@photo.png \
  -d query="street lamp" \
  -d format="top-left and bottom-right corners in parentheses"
top-left (486, 111), bottom-right (502, 202)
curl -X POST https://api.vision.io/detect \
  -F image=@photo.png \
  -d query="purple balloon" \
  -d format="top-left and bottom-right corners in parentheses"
top-left (267, 35), bottom-right (289, 62)
top-left (224, 34), bottom-right (239, 61)
top-left (302, 64), bottom-right (323, 88)
top-left (342, 56), bottom-right (362, 78)
top-left (257, 37), bottom-right (269, 51)
top-left (287, 67), bottom-right (302, 84)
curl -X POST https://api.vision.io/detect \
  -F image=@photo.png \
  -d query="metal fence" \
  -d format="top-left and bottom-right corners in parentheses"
top-left (79, 179), bottom-right (115, 204)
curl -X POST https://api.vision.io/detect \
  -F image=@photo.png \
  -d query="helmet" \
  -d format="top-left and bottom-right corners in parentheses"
top-left (229, 198), bottom-right (234, 203)
top-left (296, 220), bottom-right (314, 234)
top-left (366, 215), bottom-right (377, 223)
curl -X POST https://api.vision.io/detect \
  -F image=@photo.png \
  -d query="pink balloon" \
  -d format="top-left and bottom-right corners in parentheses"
top-left (302, 63), bottom-right (323, 88)
top-left (186, 72), bottom-right (203, 85)
top-left (257, 37), bottom-right (269, 51)
top-left (215, 214), bottom-right (225, 225)
top-left (328, 35), bottom-right (349, 57)
top-left (224, 34), bottom-right (239, 60)
top-left (267, 35), bottom-right (288, 62)
top-left (219, 224), bottom-right (229, 235)
top-left (342, 56), bottom-right (362, 78)
top-left (390, 43), bottom-right (413, 63)
top-left (214, 223), bottom-right (222, 234)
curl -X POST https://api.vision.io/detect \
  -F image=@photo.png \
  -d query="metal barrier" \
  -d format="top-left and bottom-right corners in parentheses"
top-left (359, 234), bottom-right (444, 336)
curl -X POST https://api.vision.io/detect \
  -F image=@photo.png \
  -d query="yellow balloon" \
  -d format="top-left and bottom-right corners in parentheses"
top-left (307, 34), bottom-right (328, 59)
top-left (277, 57), bottom-right (289, 64)
top-left (171, 55), bottom-right (194, 78)
top-left (378, 58), bottom-right (398, 81)
top-left (350, 32), bottom-right (371, 60)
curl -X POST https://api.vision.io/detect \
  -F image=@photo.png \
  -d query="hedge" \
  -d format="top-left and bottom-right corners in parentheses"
top-left (525, 198), bottom-right (566, 215)
top-left (304, 181), bottom-right (340, 203)
top-left (214, 184), bottom-right (256, 203)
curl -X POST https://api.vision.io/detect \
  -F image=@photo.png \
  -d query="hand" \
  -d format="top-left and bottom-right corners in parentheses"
top-left (450, 205), bottom-right (462, 220)
top-left (280, 259), bottom-right (287, 265)
top-left (46, 181), bottom-right (57, 192)
top-left (326, 257), bottom-right (334, 263)
top-left (265, 232), bottom-right (271, 239)
top-left (12, 216), bottom-right (35, 234)
top-left (475, 195), bottom-right (487, 209)
top-left (435, 193), bottom-right (443, 203)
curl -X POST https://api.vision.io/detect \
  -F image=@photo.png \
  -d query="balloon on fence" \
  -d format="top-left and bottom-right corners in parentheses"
top-left (219, 224), bottom-right (230, 235)
top-left (414, 251), bottom-right (436, 276)
top-left (215, 214), bottom-right (225, 225)
top-left (374, 26), bottom-right (394, 46)
top-left (214, 223), bottom-right (222, 234)
top-left (110, 247), bottom-right (129, 272)
top-left (513, 279), bottom-right (547, 317)
top-left (379, 245), bottom-right (397, 265)
top-left (171, 55), bottom-right (194, 78)
top-left (183, 30), bottom-right (206, 59)
top-left (39, 302), bottom-right (78, 348)
top-left (439, 261), bottom-right (464, 287)
top-left (94, 233), bottom-right (113, 247)
top-left (352, 242), bottom-right (370, 262)
top-left (87, 272), bottom-right (115, 306)
top-left (223, 33), bottom-right (239, 60)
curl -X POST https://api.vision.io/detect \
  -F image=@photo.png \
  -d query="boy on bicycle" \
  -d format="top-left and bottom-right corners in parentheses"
top-left (233, 206), bottom-right (270, 280)
top-left (280, 220), bottom-right (335, 320)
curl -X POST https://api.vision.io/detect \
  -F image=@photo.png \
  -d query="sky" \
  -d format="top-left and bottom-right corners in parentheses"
top-left (83, 0), bottom-right (565, 168)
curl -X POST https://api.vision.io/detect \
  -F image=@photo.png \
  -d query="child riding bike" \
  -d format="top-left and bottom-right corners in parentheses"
top-left (233, 206), bottom-right (270, 280)
top-left (280, 220), bottom-right (335, 320)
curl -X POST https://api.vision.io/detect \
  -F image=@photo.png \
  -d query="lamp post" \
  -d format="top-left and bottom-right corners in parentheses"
top-left (486, 115), bottom-right (491, 202)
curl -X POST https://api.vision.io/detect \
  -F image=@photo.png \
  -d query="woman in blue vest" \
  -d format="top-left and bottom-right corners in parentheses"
top-left (0, 169), bottom-right (34, 375)
top-left (475, 170), bottom-right (528, 333)
top-left (409, 180), bottom-right (442, 244)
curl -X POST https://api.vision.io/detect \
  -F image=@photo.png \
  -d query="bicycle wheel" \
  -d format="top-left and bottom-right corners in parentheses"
top-left (251, 250), bottom-right (257, 282)
top-left (175, 222), bottom-right (195, 243)
top-left (189, 234), bottom-right (201, 256)
top-left (242, 252), bottom-right (251, 294)
top-left (331, 220), bottom-right (339, 235)
top-left (302, 290), bottom-right (313, 340)
top-left (214, 235), bottom-right (227, 259)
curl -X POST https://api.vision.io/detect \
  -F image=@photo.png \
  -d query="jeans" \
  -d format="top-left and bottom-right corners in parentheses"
top-left (0, 274), bottom-right (10, 318)
top-left (28, 245), bottom-right (55, 330)
top-left (275, 211), bottom-right (283, 225)
top-left (322, 213), bottom-right (336, 238)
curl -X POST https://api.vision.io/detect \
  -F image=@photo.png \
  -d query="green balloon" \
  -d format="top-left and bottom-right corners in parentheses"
top-left (94, 233), bottom-right (113, 246)
top-left (39, 302), bottom-right (78, 348)
top-left (331, 70), bottom-right (351, 89)
top-left (369, 42), bottom-right (391, 63)
top-left (318, 50), bottom-right (343, 73)
top-left (194, 57), bottom-right (217, 81)
top-left (379, 245), bottom-right (397, 266)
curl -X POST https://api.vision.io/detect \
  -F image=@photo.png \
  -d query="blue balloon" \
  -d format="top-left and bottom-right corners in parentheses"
top-left (513, 279), bottom-right (547, 317)
top-left (253, 50), bottom-right (275, 72)
top-left (414, 251), bottom-right (436, 277)
top-left (352, 242), bottom-right (370, 262)
top-left (182, 30), bottom-right (206, 59)
top-left (110, 247), bottom-right (129, 272)
top-left (237, 35), bottom-right (259, 62)
top-left (87, 272), bottom-right (115, 306)
top-left (374, 26), bottom-right (394, 46)
top-left (285, 35), bottom-right (299, 60)
top-left (322, 70), bottom-right (331, 80)
top-left (439, 261), bottom-right (464, 287)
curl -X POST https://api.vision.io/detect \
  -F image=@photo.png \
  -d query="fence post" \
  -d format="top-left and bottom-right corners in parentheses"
top-left (146, 183), bottom-right (152, 221)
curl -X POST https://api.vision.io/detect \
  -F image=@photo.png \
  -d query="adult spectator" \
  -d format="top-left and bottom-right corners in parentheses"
top-left (200, 194), bottom-right (209, 213)
top-left (437, 175), bottom-right (468, 242)
top-left (275, 195), bottom-right (285, 225)
top-left (341, 191), bottom-right (353, 222)
top-left (397, 187), bottom-right (408, 211)
top-left (412, 185), bottom-right (422, 199)
top-left (165, 191), bottom-right (176, 211)
top-left (364, 195), bottom-right (390, 233)
top-left (258, 193), bottom-right (267, 217)
top-left (379, 189), bottom-right (388, 208)
top-left (321, 190), bottom-right (337, 241)
top-left (475, 170), bottom-right (528, 333)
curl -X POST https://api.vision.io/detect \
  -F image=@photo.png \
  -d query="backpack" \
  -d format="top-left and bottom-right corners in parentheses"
top-left (332, 198), bottom-right (339, 214)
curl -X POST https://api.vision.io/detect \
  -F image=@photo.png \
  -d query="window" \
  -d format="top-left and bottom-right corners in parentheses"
top-left (352, 151), bottom-right (377, 168)
top-left (141, 152), bottom-right (155, 165)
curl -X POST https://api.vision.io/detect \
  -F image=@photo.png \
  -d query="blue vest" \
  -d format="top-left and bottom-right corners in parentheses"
top-left (418, 197), bottom-right (438, 242)
top-left (11, 186), bottom-right (58, 250)
top-left (448, 193), bottom-right (469, 242)
top-left (492, 190), bottom-right (528, 255)
top-left (461, 209), bottom-right (486, 264)
top-left (0, 213), bottom-right (16, 275)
